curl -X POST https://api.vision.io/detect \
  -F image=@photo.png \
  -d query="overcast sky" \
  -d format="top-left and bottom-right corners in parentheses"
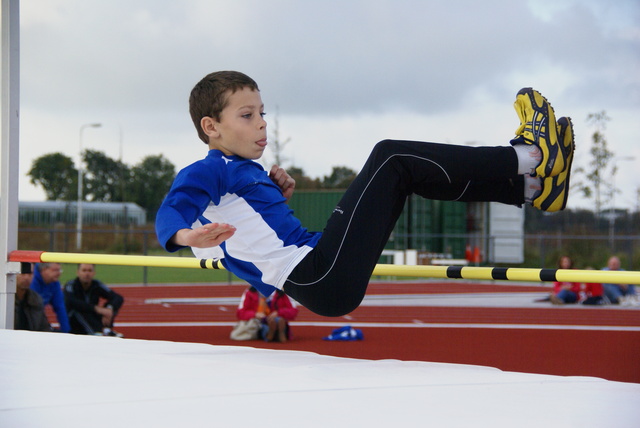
top-left (12, 0), bottom-right (640, 210)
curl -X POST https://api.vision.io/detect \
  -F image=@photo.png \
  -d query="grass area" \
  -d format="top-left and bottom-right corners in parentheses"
top-left (57, 262), bottom-right (242, 285)
top-left (44, 247), bottom-right (242, 285)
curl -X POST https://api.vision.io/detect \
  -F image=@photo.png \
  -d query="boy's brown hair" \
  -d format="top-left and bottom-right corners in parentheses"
top-left (189, 71), bottom-right (260, 144)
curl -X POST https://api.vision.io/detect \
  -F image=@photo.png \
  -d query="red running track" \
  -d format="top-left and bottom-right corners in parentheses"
top-left (52, 281), bottom-right (640, 383)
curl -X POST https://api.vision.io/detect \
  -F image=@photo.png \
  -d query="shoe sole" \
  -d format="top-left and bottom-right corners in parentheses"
top-left (533, 117), bottom-right (574, 212)
top-left (558, 117), bottom-right (574, 210)
top-left (513, 88), bottom-right (564, 177)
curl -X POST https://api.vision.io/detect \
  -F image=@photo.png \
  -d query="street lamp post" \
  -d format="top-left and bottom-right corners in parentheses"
top-left (76, 123), bottom-right (102, 250)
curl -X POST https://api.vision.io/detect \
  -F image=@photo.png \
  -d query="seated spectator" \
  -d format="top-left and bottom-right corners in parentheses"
top-left (263, 289), bottom-right (299, 342)
top-left (580, 282), bottom-right (604, 305)
top-left (30, 263), bottom-right (70, 333)
top-left (601, 256), bottom-right (637, 305)
top-left (577, 267), bottom-right (604, 305)
top-left (550, 255), bottom-right (580, 305)
top-left (14, 263), bottom-right (52, 331)
top-left (230, 287), bottom-right (262, 341)
top-left (64, 263), bottom-right (124, 336)
top-left (236, 287), bottom-right (298, 342)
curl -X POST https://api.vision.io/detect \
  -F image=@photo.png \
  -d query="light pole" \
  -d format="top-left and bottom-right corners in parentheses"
top-left (608, 156), bottom-right (635, 249)
top-left (76, 123), bottom-right (102, 250)
top-left (118, 124), bottom-right (125, 201)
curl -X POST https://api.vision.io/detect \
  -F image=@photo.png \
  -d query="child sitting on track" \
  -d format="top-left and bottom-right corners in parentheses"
top-left (156, 71), bottom-right (574, 317)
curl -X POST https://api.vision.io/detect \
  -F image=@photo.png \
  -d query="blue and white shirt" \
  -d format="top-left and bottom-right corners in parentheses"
top-left (156, 150), bottom-right (322, 296)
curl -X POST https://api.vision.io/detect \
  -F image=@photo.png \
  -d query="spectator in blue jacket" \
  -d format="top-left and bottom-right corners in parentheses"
top-left (30, 263), bottom-right (70, 332)
top-left (602, 256), bottom-right (637, 305)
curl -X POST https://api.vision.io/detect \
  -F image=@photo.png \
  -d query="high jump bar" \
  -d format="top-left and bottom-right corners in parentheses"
top-left (8, 250), bottom-right (640, 285)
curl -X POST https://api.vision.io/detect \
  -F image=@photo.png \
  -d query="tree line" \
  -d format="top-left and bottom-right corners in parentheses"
top-left (28, 150), bottom-right (358, 222)
top-left (28, 151), bottom-right (176, 222)
top-left (28, 110), bottom-right (634, 223)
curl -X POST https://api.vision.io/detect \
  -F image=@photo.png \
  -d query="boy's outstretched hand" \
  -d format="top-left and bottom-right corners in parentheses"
top-left (269, 165), bottom-right (296, 201)
top-left (172, 223), bottom-right (236, 248)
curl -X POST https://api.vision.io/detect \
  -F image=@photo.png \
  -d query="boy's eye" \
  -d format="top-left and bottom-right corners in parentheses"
top-left (241, 112), bottom-right (266, 119)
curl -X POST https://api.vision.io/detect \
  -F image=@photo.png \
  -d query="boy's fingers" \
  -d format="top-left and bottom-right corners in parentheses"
top-left (269, 166), bottom-right (294, 187)
top-left (268, 165), bottom-right (295, 201)
top-left (203, 222), bottom-right (234, 231)
top-left (270, 165), bottom-right (287, 180)
top-left (268, 165), bottom-right (280, 179)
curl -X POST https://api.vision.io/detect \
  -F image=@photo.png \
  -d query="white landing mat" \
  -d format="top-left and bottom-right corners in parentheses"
top-left (1, 330), bottom-right (638, 428)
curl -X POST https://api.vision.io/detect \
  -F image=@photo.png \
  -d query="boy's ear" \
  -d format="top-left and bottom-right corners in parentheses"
top-left (200, 116), bottom-right (220, 138)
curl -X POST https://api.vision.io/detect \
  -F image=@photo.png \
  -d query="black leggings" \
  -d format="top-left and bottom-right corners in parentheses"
top-left (283, 140), bottom-right (523, 317)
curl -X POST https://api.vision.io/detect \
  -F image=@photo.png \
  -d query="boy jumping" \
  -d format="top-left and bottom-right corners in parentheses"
top-left (156, 71), bottom-right (574, 317)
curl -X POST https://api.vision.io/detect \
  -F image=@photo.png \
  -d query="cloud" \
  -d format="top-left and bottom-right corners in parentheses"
top-left (21, 1), bottom-right (639, 114)
top-left (12, 0), bottom-right (640, 209)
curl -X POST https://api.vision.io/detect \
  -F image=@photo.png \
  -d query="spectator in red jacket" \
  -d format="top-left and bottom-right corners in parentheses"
top-left (579, 281), bottom-right (604, 305)
top-left (236, 286), bottom-right (298, 342)
top-left (577, 267), bottom-right (604, 305)
top-left (550, 255), bottom-right (580, 305)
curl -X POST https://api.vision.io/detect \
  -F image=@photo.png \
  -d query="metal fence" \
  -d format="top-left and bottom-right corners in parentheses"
top-left (523, 233), bottom-right (639, 271)
top-left (18, 226), bottom-right (639, 273)
top-left (18, 225), bottom-right (161, 255)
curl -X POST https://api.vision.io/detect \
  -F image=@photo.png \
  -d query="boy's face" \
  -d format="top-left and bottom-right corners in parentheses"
top-left (204, 87), bottom-right (267, 160)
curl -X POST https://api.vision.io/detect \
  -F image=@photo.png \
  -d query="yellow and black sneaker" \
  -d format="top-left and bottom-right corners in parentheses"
top-left (511, 88), bottom-right (564, 177)
top-left (532, 117), bottom-right (574, 212)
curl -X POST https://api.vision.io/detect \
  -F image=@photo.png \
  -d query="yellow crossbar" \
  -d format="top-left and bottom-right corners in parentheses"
top-left (8, 250), bottom-right (640, 284)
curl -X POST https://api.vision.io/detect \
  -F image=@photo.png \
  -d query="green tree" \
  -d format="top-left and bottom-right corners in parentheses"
top-left (583, 111), bottom-right (613, 216)
top-left (83, 149), bottom-right (131, 202)
top-left (322, 166), bottom-right (357, 189)
top-left (130, 154), bottom-right (176, 221)
top-left (287, 166), bottom-right (322, 190)
top-left (28, 152), bottom-right (78, 200)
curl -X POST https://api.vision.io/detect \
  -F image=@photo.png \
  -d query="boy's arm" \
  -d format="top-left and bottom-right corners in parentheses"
top-left (156, 161), bottom-right (228, 252)
top-left (171, 223), bottom-right (236, 248)
top-left (269, 165), bottom-right (296, 202)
